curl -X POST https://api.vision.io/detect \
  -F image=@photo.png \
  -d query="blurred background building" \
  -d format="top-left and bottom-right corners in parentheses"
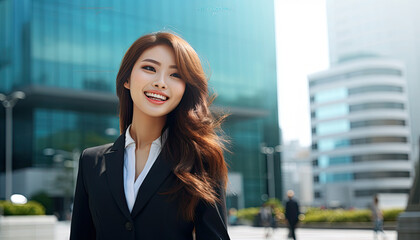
top-left (304, 0), bottom-right (420, 209)
top-left (281, 140), bottom-right (313, 206)
top-left (326, 0), bottom-right (420, 159)
top-left (309, 58), bottom-right (412, 208)
top-left (0, 0), bottom-right (281, 217)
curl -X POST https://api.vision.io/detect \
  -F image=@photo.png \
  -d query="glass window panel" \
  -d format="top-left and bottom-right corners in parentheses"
top-left (354, 171), bottom-right (410, 180)
top-left (315, 104), bottom-right (348, 119)
top-left (319, 172), bottom-right (353, 183)
top-left (350, 102), bottom-right (404, 112)
top-left (316, 120), bottom-right (350, 136)
top-left (314, 88), bottom-right (347, 103)
top-left (351, 119), bottom-right (406, 128)
top-left (355, 189), bottom-right (410, 197)
top-left (349, 85), bottom-right (403, 95)
top-left (318, 139), bottom-right (350, 151)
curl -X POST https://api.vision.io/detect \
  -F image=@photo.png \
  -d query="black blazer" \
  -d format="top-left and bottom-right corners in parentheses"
top-left (70, 134), bottom-right (230, 240)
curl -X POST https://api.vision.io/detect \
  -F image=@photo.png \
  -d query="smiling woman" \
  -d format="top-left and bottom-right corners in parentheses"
top-left (70, 32), bottom-right (230, 240)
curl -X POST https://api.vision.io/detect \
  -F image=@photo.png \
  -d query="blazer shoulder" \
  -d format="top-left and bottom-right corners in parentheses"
top-left (81, 143), bottom-right (114, 159)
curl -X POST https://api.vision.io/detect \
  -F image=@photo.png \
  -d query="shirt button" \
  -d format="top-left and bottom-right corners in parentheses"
top-left (125, 222), bottom-right (133, 231)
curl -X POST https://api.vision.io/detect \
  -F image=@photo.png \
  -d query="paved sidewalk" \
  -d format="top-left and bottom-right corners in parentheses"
top-left (228, 225), bottom-right (396, 240)
top-left (56, 221), bottom-right (396, 240)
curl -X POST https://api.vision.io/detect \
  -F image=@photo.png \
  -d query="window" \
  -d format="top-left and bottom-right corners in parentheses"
top-left (353, 153), bottom-right (409, 162)
top-left (315, 120), bottom-right (350, 136)
top-left (316, 155), bottom-right (352, 168)
top-left (312, 88), bottom-right (347, 103)
top-left (318, 139), bottom-right (350, 151)
top-left (355, 189), bottom-right (410, 197)
top-left (350, 102), bottom-right (404, 112)
top-left (315, 136), bottom-right (408, 152)
top-left (354, 171), bottom-right (410, 180)
top-left (310, 68), bottom-right (402, 87)
top-left (315, 104), bottom-right (348, 119)
top-left (350, 136), bottom-right (407, 145)
top-left (319, 172), bottom-right (353, 183)
top-left (350, 119), bottom-right (406, 128)
top-left (349, 85), bottom-right (403, 95)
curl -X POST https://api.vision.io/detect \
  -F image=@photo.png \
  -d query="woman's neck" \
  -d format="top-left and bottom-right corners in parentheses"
top-left (129, 109), bottom-right (166, 149)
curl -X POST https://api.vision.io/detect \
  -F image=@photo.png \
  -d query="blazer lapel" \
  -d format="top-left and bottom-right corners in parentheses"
top-left (130, 149), bottom-right (173, 218)
top-left (104, 134), bottom-right (131, 220)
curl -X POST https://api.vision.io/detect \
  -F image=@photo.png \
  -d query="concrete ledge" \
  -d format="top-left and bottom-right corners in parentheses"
top-left (397, 211), bottom-right (420, 240)
top-left (0, 215), bottom-right (57, 240)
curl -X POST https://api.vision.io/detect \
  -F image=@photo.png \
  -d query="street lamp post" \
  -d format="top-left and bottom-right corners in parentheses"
top-left (0, 91), bottom-right (26, 200)
top-left (260, 144), bottom-right (283, 199)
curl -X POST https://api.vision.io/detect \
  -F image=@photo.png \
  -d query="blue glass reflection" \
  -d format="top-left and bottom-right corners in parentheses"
top-left (318, 155), bottom-right (352, 168)
top-left (314, 88), bottom-right (347, 103)
top-left (316, 120), bottom-right (350, 136)
top-left (319, 172), bottom-right (353, 183)
top-left (318, 138), bottom-right (350, 151)
top-left (315, 104), bottom-right (348, 119)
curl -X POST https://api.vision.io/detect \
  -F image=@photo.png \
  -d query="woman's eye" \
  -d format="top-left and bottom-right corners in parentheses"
top-left (142, 66), bottom-right (155, 72)
top-left (171, 73), bottom-right (181, 78)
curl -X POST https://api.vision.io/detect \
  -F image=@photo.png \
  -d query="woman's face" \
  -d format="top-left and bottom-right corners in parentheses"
top-left (124, 44), bottom-right (186, 118)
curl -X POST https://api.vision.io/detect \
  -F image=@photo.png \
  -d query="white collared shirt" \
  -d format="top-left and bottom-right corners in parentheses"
top-left (123, 125), bottom-right (166, 212)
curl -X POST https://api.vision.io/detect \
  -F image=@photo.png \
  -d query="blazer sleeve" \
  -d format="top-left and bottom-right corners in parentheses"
top-left (70, 150), bottom-right (96, 240)
top-left (194, 185), bottom-right (230, 240)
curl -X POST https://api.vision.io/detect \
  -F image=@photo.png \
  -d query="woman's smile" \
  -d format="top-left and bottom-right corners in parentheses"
top-left (144, 90), bottom-right (169, 104)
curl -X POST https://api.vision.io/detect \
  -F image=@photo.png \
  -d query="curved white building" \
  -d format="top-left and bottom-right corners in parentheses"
top-left (308, 58), bottom-right (413, 208)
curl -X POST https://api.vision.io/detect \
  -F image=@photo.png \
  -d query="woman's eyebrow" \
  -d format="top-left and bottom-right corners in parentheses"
top-left (141, 58), bottom-right (177, 69)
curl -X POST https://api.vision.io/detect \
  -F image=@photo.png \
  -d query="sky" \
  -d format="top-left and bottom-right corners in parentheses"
top-left (274, 0), bottom-right (330, 147)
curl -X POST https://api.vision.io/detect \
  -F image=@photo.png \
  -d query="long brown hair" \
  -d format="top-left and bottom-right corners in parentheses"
top-left (116, 32), bottom-right (228, 221)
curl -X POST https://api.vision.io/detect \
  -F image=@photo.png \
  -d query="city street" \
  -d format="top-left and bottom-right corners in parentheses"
top-left (56, 221), bottom-right (396, 240)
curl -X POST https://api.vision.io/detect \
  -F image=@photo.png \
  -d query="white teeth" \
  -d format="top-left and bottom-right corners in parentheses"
top-left (145, 92), bottom-right (167, 101)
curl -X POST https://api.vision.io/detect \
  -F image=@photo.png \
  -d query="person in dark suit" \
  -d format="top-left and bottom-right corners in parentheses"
top-left (285, 190), bottom-right (300, 240)
top-left (70, 32), bottom-right (230, 240)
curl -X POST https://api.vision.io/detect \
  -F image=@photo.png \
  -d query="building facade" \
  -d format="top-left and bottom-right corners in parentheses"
top-left (326, 0), bottom-right (420, 157)
top-left (309, 58), bottom-right (413, 208)
top-left (0, 0), bottom-right (281, 215)
top-left (281, 140), bottom-right (313, 206)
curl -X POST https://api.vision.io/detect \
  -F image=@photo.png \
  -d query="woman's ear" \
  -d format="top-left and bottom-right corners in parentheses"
top-left (124, 80), bottom-right (130, 89)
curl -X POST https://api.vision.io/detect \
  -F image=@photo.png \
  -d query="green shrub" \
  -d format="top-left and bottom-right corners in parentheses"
top-left (265, 198), bottom-right (284, 211)
top-left (30, 191), bottom-right (54, 215)
top-left (383, 209), bottom-right (404, 221)
top-left (236, 198), bottom-right (285, 223)
top-left (237, 207), bottom-right (260, 221)
top-left (0, 200), bottom-right (45, 216)
top-left (302, 208), bottom-right (371, 223)
top-left (236, 205), bottom-right (403, 224)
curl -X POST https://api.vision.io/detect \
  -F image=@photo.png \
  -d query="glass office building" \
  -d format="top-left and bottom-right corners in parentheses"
top-left (0, 0), bottom-right (281, 212)
top-left (309, 57), bottom-right (413, 208)
top-left (326, 0), bottom-right (420, 159)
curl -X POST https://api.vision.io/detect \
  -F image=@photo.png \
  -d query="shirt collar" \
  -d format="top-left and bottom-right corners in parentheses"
top-left (125, 125), bottom-right (136, 148)
top-left (125, 124), bottom-right (168, 149)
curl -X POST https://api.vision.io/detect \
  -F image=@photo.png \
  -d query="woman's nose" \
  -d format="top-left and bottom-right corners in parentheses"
top-left (153, 74), bottom-right (167, 89)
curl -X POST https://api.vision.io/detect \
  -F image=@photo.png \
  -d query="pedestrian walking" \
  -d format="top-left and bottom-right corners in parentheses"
top-left (372, 195), bottom-right (386, 240)
top-left (285, 190), bottom-right (300, 240)
top-left (259, 203), bottom-right (274, 239)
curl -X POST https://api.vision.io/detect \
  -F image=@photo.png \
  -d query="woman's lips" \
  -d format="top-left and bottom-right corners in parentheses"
top-left (144, 91), bottom-right (169, 105)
